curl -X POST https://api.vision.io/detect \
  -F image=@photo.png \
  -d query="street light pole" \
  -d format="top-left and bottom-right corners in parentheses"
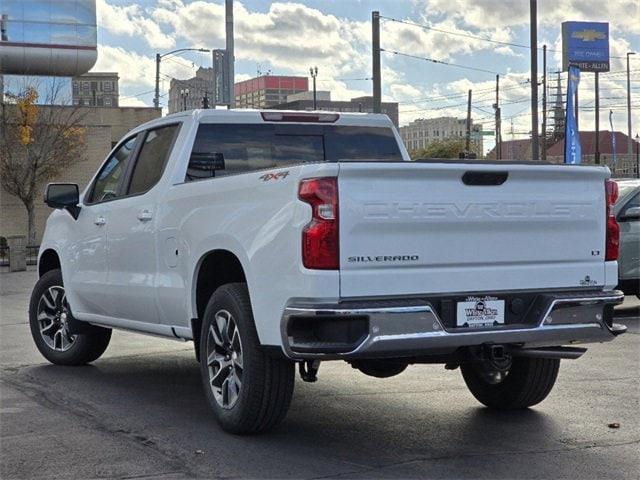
top-left (153, 47), bottom-right (210, 111)
top-left (180, 88), bottom-right (190, 111)
top-left (309, 66), bottom-right (318, 109)
top-left (627, 52), bottom-right (636, 156)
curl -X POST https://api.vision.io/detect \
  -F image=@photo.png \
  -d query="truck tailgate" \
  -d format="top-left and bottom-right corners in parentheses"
top-left (338, 162), bottom-right (609, 298)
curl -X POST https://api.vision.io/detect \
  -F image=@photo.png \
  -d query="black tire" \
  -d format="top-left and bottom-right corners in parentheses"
top-left (199, 283), bottom-right (295, 434)
top-left (461, 357), bottom-right (560, 409)
top-left (29, 269), bottom-right (111, 366)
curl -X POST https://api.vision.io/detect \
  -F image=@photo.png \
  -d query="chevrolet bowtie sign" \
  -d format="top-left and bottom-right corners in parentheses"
top-left (562, 21), bottom-right (610, 72)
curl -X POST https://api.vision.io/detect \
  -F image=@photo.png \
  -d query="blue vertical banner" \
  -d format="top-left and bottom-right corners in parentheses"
top-left (609, 110), bottom-right (617, 167)
top-left (565, 66), bottom-right (582, 164)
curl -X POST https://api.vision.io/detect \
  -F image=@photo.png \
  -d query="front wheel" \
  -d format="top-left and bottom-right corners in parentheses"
top-left (29, 269), bottom-right (112, 365)
top-left (199, 283), bottom-right (295, 434)
top-left (461, 356), bottom-right (560, 409)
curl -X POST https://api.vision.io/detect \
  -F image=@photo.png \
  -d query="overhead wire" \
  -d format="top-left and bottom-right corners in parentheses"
top-left (381, 48), bottom-right (502, 75)
top-left (380, 15), bottom-right (628, 59)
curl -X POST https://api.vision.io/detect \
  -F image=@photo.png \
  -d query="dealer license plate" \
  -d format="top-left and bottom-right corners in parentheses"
top-left (456, 296), bottom-right (505, 328)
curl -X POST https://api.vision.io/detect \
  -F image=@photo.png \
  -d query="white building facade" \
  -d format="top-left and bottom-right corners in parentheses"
top-left (400, 117), bottom-right (483, 157)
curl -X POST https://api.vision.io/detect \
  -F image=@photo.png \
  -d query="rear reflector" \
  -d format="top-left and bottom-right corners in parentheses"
top-left (605, 179), bottom-right (619, 261)
top-left (298, 177), bottom-right (339, 270)
top-left (261, 112), bottom-right (339, 123)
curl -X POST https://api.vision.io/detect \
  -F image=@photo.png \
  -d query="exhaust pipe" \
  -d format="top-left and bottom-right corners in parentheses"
top-left (510, 346), bottom-right (587, 360)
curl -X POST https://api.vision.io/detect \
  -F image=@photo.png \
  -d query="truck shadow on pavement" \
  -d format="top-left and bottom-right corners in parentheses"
top-left (11, 356), bottom-right (575, 476)
top-left (21, 354), bottom-right (556, 448)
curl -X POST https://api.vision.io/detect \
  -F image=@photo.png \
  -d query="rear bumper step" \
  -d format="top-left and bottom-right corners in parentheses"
top-left (281, 290), bottom-right (625, 360)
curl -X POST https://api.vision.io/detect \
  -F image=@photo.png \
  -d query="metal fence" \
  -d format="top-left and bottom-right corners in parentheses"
top-left (26, 245), bottom-right (39, 266)
top-left (0, 245), bottom-right (40, 267)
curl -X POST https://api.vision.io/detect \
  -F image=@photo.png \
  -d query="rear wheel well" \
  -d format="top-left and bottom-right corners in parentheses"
top-left (38, 249), bottom-right (61, 277)
top-left (192, 250), bottom-right (247, 360)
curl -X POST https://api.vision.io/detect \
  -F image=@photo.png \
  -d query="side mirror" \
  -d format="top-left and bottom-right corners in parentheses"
top-left (45, 183), bottom-right (81, 219)
top-left (187, 152), bottom-right (225, 180)
top-left (620, 206), bottom-right (640, 221)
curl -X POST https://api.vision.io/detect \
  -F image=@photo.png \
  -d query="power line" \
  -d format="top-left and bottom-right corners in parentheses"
top-left (382, 16), bottom-right (540, 52)
top-left (381, 48), bottom-right (502, 75)
top-left (398, 82), bottom-right (528, 105)
top-left (380, 15), bottom-right (628, 59)
top-left (120, 89), bottom-right (156, 100)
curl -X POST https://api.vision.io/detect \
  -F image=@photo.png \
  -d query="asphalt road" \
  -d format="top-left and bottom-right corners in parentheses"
top-left (1, 271), bottom-right (639, 479)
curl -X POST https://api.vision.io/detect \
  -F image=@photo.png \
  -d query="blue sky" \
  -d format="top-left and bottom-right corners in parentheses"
top-left (6, 0), bottom-right (640, 152)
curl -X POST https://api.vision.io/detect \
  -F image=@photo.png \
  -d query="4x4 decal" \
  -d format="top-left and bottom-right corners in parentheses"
top-left (259, 171), bottom-right (289, 182)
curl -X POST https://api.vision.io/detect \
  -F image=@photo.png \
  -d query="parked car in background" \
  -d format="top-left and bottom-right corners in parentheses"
top-left (614, 179), bottom-right (640, 297)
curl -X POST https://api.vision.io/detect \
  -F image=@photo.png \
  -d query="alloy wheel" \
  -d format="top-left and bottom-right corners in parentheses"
top-left (206, 309), bottom-right (244, 409)
top-left (37, 286), bottom-right (76, 352)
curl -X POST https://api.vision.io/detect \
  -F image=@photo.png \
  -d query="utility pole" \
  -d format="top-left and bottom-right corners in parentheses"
top-left (575, 88), bottom-right (579, 131)
top-left (465, 89), bottom-right (472, 153)
top-left (595, 72), bottom-right (600, 164)
top-left (542, 45), bottom-right (547, 161)
top-left (154, 53), bottom-right (160, 109)
top-left (636, 134), bottom-right (639, 178)
top-left (226, 0), bottom-right (235, 108)
top-left (494, 74), bottom-right (502, 160)
top-left (529, 0), bottom-right (539, 160)
top-left (310, 66), bottom-right (318, 109)
top-left (627, 52), bottom-right (636, 155)
top-left (372, 11), bottom-right (381, 113)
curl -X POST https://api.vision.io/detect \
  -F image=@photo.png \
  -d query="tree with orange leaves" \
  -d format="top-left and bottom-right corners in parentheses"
top-left (1, 82), bottom-right (87, 245)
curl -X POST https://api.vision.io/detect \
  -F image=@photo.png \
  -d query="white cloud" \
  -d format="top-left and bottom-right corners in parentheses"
top-left (119, 96), bottom-right (149, 107)
top-left (422, 0), bottom-right (640, 35)
top-left (93, 44), bottom-right (198, 97)
top-left (97, 0), bottom-right (176, 49)
top-left (235, 73), bottom-right (252, 83)
top-left (153, 1), bottom-right (370, 78)
top-left (93, 45), bottom-right (156, 88)
top-left (92, 0), bottom-right (638, 138)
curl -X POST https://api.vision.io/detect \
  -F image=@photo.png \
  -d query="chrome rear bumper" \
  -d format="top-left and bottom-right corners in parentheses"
top-left (281, 290), bottom-right (626, 360)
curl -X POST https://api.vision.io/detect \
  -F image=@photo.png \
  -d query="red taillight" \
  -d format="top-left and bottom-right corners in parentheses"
top-left (605, 179), bottom-right (619, 261)
top-left (298, 177), bottom-right (339, 270)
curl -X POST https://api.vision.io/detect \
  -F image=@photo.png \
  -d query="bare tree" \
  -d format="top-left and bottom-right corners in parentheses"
top-left (0, 79), bottom-right (87, 245)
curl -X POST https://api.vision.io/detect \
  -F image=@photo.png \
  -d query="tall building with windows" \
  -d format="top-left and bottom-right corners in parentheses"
top-left (235, 75), bottom-right (308, 109)
top-left (72, 72), bottom-right (119, 107)
top-left (400, 116), bottom-right (483, 156)
top-left (168, 67), bottom-right (213, 114)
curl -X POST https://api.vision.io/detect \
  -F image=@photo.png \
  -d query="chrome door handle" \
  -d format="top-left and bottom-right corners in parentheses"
top-left (94, 216), bottom-right (106, 226)
top-left (137, 209), bottom-right (153, 222)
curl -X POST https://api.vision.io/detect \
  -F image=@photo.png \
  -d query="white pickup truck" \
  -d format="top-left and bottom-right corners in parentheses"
top-left (32, 109), bottom-right (626, 434)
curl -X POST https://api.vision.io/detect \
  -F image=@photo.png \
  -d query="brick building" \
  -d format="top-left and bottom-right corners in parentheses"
top-left (72, 72), bottom-right (119, 107)
top-left (485, 132), bottom-right (639, 177)
top-left (0, 105), bottom-right (161, 244)
top-left (235, 75), bottom-right (308, 109)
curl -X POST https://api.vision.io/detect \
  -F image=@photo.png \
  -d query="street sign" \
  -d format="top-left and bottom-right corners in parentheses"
top-left (562, 21), bottom-right (610, 72)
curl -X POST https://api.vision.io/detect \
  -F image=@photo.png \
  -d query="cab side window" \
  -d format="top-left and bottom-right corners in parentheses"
top-left (88, 135), bottom-right (138, 204)
top-left (127, 125), bottom-right (179, 195)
